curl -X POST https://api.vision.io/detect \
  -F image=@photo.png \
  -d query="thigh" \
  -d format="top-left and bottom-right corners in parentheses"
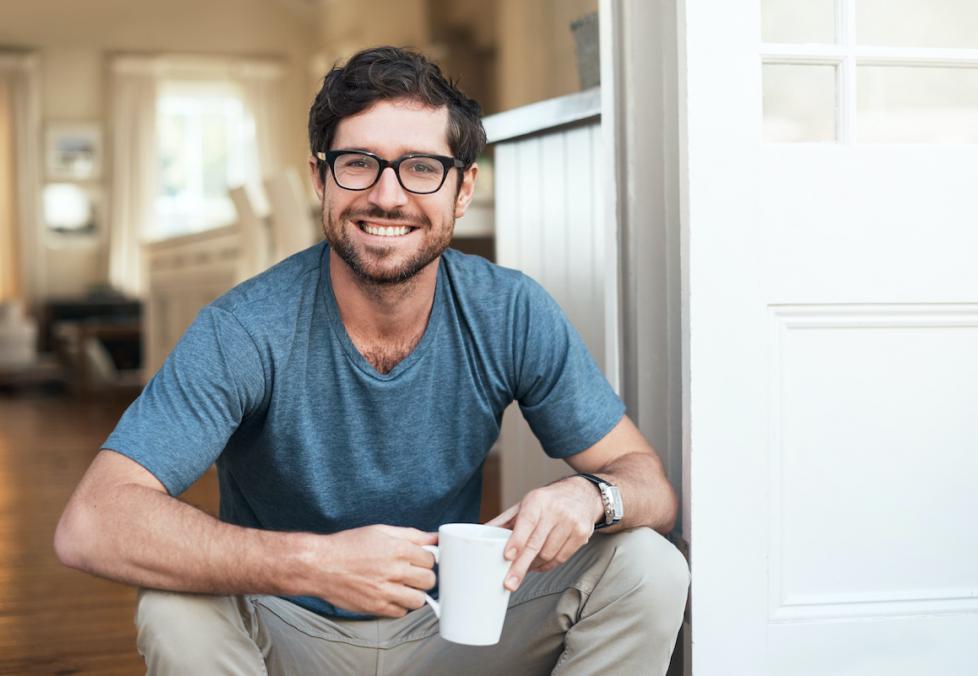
top-left (135, 589), bottom-right (267, 676)
top-left (253, 596), bottom-right (380, 676)
top-left (378, 595), bottom-right (570, 676)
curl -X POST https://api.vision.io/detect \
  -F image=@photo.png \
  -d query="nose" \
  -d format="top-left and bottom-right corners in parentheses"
top-left (367, 166), bottom-right (409, 210)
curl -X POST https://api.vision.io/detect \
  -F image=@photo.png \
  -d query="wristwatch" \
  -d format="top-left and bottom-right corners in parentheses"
top-left (575, 473), bottom-right (623, 529)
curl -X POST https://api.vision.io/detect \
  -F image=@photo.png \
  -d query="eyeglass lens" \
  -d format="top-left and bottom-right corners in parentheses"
top-left (333, 153), bottom-right (446, 193)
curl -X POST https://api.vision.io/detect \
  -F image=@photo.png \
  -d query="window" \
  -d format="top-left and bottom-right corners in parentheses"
top-left (761, 0), bottom-right (978, 144)
top-left (152, 80), bottom-right (258, 240)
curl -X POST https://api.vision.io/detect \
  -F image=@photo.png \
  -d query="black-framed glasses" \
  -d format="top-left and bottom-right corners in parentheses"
top-left (316, 149), bottom-right (464, 195)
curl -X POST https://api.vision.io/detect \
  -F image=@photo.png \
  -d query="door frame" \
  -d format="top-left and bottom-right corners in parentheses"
top-left (599, 0), bottom-right (683, 537)
top-left (600, 0), bottom-right (687, 669)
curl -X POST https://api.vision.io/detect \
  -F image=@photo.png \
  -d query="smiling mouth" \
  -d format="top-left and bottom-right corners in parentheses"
top-left (356, 221), bottom-right (418, 237)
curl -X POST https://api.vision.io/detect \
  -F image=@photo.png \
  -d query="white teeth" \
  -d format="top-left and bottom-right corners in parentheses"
top-left (362, 223), bottom-right (411, 237)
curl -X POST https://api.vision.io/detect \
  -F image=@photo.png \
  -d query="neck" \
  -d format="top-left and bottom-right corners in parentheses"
top-left (328, 249), bottom-right (439, 341)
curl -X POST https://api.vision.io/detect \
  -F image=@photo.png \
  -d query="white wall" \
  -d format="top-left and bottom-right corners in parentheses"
top-left (313, 0), bottom-right (430, 63)
top-left (495, 0), bottom-right (598, 111)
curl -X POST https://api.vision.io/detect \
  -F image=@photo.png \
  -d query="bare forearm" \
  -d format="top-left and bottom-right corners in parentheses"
top-left (594, 452), bottom-right (678, 534)
top-left (55, 482), bottom-right (313, 597)
top-left (56, 450), bottom-right (441, 618)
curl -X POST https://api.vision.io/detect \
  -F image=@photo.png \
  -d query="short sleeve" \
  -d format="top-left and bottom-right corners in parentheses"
top-left (102, 305), bottom-right (266, 496)
top-left (511, 276), bottom-right (625, 457)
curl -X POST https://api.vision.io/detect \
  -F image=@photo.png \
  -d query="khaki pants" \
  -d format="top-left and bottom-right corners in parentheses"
top-left (135, 528), bottom-right (689, 676)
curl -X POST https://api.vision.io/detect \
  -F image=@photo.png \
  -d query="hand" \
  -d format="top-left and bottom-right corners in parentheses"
top-left (314, 525), bottom-right (437, 618)
top-left (485, 477), bottom-right (603, 592)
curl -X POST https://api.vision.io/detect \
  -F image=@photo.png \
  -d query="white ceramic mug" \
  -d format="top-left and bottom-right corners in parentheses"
top-left (422, 523), bottom-right (513, 645)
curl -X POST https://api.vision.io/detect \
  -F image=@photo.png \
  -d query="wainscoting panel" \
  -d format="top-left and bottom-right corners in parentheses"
top-left (768, 304), bottom-right (978, 622)
top-left (493, 115), bottom-right (608, 507)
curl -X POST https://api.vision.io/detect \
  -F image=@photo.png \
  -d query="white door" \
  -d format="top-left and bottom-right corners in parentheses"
top-left (682, 1), bottom-right (978, 674)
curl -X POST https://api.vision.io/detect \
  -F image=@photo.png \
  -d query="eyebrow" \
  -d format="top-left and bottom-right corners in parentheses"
top-left (333, 146), bottom-right (450, 157)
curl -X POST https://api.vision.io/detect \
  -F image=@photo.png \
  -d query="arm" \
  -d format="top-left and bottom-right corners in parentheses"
top-left (54, 449), bottom-right (436, 618)
top-left (486, 415), bottom-right (677, 590)
top-left (563, 415), bottom-right (678, 534)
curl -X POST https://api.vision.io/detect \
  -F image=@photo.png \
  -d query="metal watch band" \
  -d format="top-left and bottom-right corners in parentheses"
top-left (574, 473), bottom-right (621, 529)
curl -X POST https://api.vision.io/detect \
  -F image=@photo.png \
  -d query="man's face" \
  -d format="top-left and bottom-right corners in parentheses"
top-left (310, 98), bottom-right (478, 286)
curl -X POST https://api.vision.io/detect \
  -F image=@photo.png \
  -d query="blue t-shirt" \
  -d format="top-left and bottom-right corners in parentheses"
top-left (104, 242), bottom-right (624, 618)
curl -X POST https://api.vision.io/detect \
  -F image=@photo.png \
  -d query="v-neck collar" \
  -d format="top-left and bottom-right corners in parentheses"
top-left (319, 245), bottom-right (445, 381)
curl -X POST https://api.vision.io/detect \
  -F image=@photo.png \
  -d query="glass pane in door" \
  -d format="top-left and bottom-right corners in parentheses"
top-left (762, 0), bottom-right (835, 43)
top-left (763, 64), bottom-right (837, 142)
top-left (858, 65), bottom-right (978, 143)
top-left (857, 0), bottom-right (978, 49)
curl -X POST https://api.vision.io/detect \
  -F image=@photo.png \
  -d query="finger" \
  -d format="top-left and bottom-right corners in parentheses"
top-left (380, 605), bottom-right (409, 619)
top-left (485, 503), bottom-right (519, 528)
top-left (534, 536), bottom-right (583, 572)
top-left (376, 599), bottom-right (415, 619)
top-left (531, 558), bottom-right (554, 572)
top-left (378, 526), bottom-right (438, 546)
top-left (401, 564), bottom-right (437, 591)
top-left (389, 584), bottom-right (427, 614)
top-left (502, 502), bottom-right (539, 563)
top-left (399, 541), bottom-right (438, 568)
top-left (537, 514), bottom-right (595, 572)
top-left (505, 522), bottom-right (549, 591)
top-left (536, 522), bottom-right (572, 563)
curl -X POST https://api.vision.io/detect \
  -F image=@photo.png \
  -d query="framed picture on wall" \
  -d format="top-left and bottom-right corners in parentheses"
top-left (46, 123), bottom-right (102, 180)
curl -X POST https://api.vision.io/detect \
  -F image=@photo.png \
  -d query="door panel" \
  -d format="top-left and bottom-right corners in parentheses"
top-left (770, 305), bottom-right (978, 621)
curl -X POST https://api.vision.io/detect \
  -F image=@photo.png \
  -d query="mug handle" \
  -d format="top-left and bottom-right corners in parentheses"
top-left (422, 544), bottom-right (440, 618)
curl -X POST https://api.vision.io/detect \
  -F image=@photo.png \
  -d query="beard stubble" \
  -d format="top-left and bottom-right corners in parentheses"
top-left (323, 204), bottom-right (454, 286)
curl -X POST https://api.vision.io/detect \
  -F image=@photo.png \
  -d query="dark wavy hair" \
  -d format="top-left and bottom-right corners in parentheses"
top-left (308, 46), bottom-right (486, 183)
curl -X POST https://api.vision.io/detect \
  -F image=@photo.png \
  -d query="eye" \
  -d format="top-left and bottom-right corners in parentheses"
top-left (405, 158), bottom-right (440, 174)
top-left (337, 154), bottom-right (375, 170)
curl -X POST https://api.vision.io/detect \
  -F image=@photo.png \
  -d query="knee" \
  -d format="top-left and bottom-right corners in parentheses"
top-left (602, 528), bottom-right (690, 630)
top-left (136, 589), bottom-right (257, 671)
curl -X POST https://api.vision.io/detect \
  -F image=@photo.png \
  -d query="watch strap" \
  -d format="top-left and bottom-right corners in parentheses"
top-left (574, 473), bottom-right (619, 528)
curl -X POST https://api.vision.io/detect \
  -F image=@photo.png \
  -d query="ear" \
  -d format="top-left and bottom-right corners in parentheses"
top-left (309, 155), bottom-right (325, 202)
top-left (453, 163), bottom-right (479, 219)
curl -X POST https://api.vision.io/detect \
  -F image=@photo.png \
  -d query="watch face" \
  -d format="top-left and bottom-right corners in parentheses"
top-left (577, 474), bottom-right (621, 525)
top-left (599, 484), bottom-right (616, 525)
top-left (608, 485), bottom-right (623, 521)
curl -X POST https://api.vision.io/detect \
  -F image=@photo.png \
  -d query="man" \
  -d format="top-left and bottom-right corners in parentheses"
top-left (55, 46), bottom-right (688, 675)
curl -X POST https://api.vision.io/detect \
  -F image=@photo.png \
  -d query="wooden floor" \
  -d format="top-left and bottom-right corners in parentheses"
top-left (0, 391), bottom-right (500, 674)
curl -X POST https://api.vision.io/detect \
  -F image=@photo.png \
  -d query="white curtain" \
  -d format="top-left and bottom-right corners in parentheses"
top-left (106, 55), bottom-right (286, 294)
top-left (0, 53), bottom-right (40, 304)
top-left (107, 57), bottom-right (159, 297)
top-left (234, 60), bottom-right (287, 217)
top-left (0, 74), bottom-right (18, 302)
